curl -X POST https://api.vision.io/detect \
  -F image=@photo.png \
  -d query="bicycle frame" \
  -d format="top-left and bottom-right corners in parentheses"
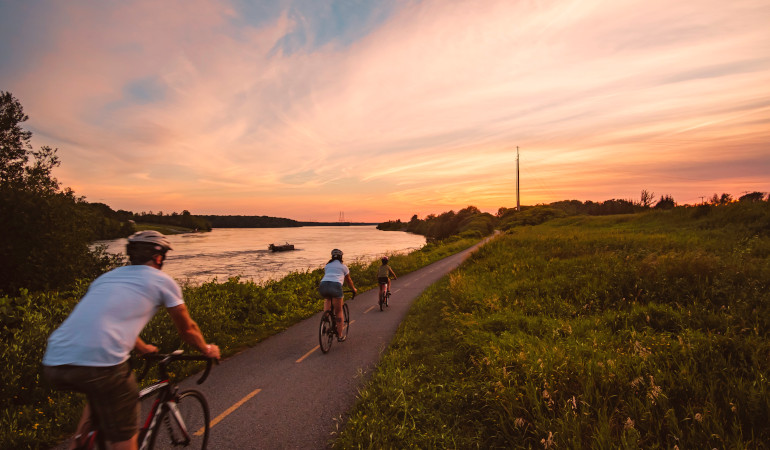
top-left (136, 351), bottom-right (214, 449)
top-left (319, 290), bottom-right (355, 353)
top-left (137, 380), bottom-right (174, 449)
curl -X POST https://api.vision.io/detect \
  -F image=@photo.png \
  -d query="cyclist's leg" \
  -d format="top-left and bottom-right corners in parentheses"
top-left (44, 363), bottom-right (140, 449)
top-left (331, 297), bottom-right (344, 337)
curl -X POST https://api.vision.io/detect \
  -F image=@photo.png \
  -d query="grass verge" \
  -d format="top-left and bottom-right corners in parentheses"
top-left (334, 206), bottom-right (770, 448)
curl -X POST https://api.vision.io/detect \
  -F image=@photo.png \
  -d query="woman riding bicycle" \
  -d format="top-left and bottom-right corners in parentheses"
top-left (318, 249), bottom-right (357, 341)
top-left (377, 256), bottom-right (397, 300)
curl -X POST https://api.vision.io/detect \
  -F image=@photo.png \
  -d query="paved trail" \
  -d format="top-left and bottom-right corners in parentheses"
top-left (53, 238), bottom-right (491, 449)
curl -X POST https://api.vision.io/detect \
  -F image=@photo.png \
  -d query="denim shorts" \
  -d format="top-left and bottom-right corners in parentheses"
top-left (43, 361), bottom-right (139, 442)
top-left (319, 281), bottom-right (343, 299)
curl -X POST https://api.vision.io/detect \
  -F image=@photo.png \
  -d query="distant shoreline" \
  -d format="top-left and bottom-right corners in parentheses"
top-left (199, 214), bottom-right (377, 228)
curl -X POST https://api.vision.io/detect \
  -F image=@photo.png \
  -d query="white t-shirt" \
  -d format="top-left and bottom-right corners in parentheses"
top-left (42, 265), bottom-right (184, 367)
top-left (320, 260), bottom-right (349, 285)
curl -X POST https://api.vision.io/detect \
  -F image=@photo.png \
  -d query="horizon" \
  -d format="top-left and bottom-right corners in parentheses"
top-left (1, 0), bottom-right (768, 223)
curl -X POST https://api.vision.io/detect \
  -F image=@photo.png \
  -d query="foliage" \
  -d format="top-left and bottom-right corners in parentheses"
top-left (201, 215), bottom-right (299, 228)
top-left (334, 202), bottom-right (770, 448)
top-left (389, 206), bottom-right (496, 240)
top-left (134, 210), bottom-right (212, 231)
top-left (376, 219), bottom-right (405, 231)
top-left (0, 236), bottom-right (478, 449)
top-left (739, 191), bottom-right (766, 202)
top-left (654, 194), bottom-right (676, 209)
top-left (0, 92), bottom-right (123, 295)
top-left (499, 206), bottom-right (567, 230)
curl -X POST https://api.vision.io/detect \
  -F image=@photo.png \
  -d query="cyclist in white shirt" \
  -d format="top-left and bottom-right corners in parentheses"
top-left (318, 248), bottom-right (357, 340)
top-left (43, 230), bottom-right (220, 450)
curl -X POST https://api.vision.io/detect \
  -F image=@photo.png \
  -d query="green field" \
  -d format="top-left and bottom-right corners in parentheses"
top-left (334, 204), bottom-right (770, 448)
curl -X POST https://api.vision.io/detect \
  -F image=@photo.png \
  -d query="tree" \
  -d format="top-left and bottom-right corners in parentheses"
top-left (640, 189), bottom-right (655, 208)
top-left (654, 194), bottom-right (676, 210)
top-left (739, 191), bottom-right (765, 202)
top-left (0, 91), bottom-right (120, 294)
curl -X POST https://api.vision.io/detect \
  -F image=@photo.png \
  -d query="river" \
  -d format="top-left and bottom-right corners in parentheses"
top-left (94, 226), bottom-right (425, 285)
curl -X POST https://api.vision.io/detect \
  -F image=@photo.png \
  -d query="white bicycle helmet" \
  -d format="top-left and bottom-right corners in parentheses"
top-left (127, 230), bottom-right (173, 251)
top-left (331, 248), bottom-right (343, 259)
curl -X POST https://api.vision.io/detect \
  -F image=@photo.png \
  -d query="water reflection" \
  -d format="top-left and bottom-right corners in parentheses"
top-left (94, 226), bottom-right (425, 285)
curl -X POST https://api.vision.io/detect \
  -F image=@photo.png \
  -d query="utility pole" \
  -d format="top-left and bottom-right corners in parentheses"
top-left (516, 146), bottom-right (521, 211)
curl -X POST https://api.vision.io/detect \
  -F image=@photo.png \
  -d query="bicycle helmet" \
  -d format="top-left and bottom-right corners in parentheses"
top-left (127, 230), bottom-right (173, 251)
top-left (381, 256), bottom-right (389, 263)
top-left (331, 248), bottom-right (343, 259)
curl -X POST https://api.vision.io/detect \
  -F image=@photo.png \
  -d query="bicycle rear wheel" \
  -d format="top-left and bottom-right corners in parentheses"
top-left (150, 389), bottom-right (210, 449)
top-left (340, 303), bottom-right (350, 339)
top-left (319, 310), bottom-right (334, 353)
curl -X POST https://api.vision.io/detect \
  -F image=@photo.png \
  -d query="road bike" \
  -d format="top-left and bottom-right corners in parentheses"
top-left (73, 350), bottom-right (216, 449)
top-left (378, 281), bottom-right (391, 311)
top-left (319, 290), bottom-right (355, 353)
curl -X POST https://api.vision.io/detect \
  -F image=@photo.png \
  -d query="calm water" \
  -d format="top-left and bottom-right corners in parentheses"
top-left (94, 226), bottom-right (425, 285)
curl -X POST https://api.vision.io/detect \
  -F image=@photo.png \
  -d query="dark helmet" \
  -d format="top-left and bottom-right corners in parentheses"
top-left (127, 230), bottom-right (172, 252)
top-left (381, 256), bottom-right (389, 263)
top-left (331, 248), bottom-right (343, 259)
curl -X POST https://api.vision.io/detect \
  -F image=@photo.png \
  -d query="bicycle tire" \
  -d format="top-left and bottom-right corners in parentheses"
top-left (149, 389), bottom-right (210, 449)
top-left (319, 310), bottom-right (334, 353)
top-left (341, 303), bottom-right (350, 339)
top-left (379, 290), bottom-right (384, 311)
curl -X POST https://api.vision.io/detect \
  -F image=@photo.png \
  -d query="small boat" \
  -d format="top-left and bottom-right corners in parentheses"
top-left (269, 243), bottom-right (295, 252)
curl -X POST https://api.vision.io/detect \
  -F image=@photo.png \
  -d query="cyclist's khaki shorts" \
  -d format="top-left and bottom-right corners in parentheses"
top-left (43, 361), bottom-right (139, 442)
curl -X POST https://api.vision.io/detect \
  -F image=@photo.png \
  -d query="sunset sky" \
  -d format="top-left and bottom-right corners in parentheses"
top-left (1, 0), bottom-right (768, 222)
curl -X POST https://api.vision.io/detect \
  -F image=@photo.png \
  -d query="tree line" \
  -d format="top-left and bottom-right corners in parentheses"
top-left (379, 189), bottom-right (769, 239)
top-left (0, 92), bottom-right (212, 294)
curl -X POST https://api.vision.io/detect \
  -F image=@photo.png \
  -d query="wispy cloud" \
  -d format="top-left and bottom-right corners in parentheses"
top-left (1, 0), bottom-right (768, 220)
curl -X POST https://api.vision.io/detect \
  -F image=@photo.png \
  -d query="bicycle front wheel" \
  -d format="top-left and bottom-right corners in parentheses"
top-left (340, 303), bottom-right (350, 339)
top-left (150, 389), bottom-right (210, 449)
top-left (319, 310), bottom-right (334, 353)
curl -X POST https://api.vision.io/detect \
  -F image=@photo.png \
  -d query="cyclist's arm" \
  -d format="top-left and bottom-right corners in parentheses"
top-left (166, 304), bottom-right (221, 359)
top-left (389, 267), bottom-right (397, 279)
top-left (344, 273), bottom-right (357, 294)
top-left (135, 337), bottom-right (158, 355)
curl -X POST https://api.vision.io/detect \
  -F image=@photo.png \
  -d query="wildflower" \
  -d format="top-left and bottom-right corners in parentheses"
top-left (694, 413), bottom-right (703, 423)
top-left (541, 431), bottom-right (555, 449)
top-left (515, 418), bottom-right (526, 428)
top-left (624, 417), bottom-right (635, 430)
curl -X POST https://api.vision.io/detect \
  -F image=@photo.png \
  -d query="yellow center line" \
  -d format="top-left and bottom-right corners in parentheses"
top-left (363, 305), bottom-right (376, 314)
top-left (296, 346), bottom-right (318, 363)
top-left (198, 388), bottom-right (262, 435)
top-left (295, 320), bottom-right (356, 363)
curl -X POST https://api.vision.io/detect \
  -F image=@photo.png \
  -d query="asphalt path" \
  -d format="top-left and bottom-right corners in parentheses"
top-left (52, 238), bottom-right (490, 449)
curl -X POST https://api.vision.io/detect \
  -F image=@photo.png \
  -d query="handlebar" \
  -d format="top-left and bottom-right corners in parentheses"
top-left (137, 350), bottom-right (217, 385)
top-left (344, 289), bottom-right (356, 300)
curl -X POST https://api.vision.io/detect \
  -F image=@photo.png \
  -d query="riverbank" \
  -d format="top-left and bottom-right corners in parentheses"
top-left (1, 235), bottom-right (479, 449)
top-left (333, 205), bottom-right (770, 448)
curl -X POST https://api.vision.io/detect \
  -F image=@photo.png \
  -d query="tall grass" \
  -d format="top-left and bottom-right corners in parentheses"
top-left (0, 236), bottom-right (478, 450)
top-left (334, 204), bottom-right (770, 448)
